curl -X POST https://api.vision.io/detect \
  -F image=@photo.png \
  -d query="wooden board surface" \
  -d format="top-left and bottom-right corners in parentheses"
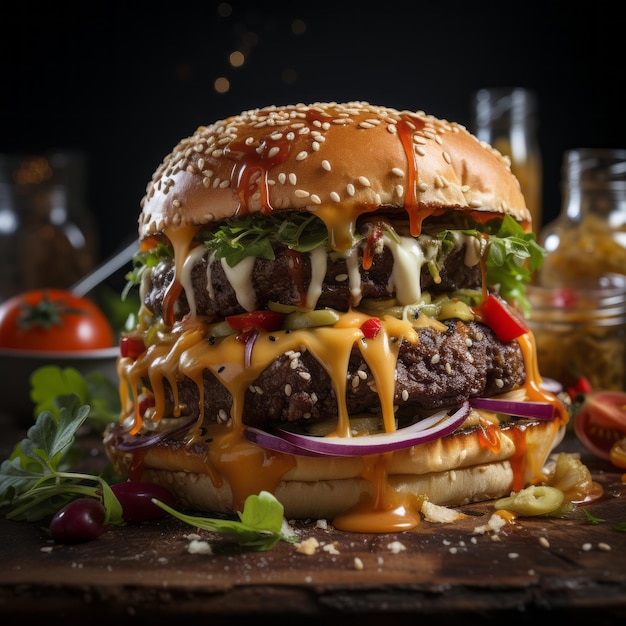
top-left (1, 413), bottom-right (625, 624)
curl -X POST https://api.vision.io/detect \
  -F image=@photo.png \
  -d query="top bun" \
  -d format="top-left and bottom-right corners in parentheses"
top-left (139, 101), bottom-right (530, 239)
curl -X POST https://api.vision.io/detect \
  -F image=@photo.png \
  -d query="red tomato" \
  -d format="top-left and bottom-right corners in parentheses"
top-left (574, 391), bottom-right (626, 462)
top-left (226, 310), bottom-right (285, 333)
top-left (360, 317), bottom-right (382, 339)
top-left (476, 293), bottom-right (529, 342)
top-left (0, 289), bottom-right (115, 351)
top-left (120, 335), bottom-right (146, 359)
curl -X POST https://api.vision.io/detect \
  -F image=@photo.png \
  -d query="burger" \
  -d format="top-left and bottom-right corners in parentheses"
top-left (104, 101), bottom-right (568, 533)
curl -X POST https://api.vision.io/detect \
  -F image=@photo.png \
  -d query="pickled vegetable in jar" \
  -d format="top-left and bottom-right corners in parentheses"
top-left (537, 148), bottom-right (626, 287)
top-left (526, 276), bottom-right (626, 391)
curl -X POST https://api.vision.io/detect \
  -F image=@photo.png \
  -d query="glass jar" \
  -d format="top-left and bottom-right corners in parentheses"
top-left (471, 87), bottom-right (543, 231)
top-left (536, 148), bottom-right (626, 287)
top-left (526, 275), bottom-right (626, 391)
top-left (0, 151), bottom-right (98, 300)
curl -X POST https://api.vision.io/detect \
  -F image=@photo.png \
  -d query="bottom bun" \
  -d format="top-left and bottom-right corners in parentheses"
top-left (105, 418), bottom-right (565, 523)
top-left (143, 460), bottom-right (517, 521)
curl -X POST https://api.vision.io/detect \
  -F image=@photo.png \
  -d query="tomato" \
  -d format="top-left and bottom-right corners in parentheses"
top-left (475, 293), bottom-right (529, 342)
top-left (226, 310), bottom-right (285, 333)
top-left (360, 317), bottom-right (382, 339)
top-left (0, 289), bottom-right (115, 351)
top-left (574, 390), bottom-right (626, 462)
top-left (120, 335), bottom-right (146, 359)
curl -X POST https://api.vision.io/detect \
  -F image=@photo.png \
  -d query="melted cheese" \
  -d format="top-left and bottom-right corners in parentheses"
top-left (118, 224), bottom-right (567, 533)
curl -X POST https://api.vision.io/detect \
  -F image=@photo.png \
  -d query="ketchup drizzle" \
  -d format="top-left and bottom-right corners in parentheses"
top-left (397, 113), bottom-right (426, 236)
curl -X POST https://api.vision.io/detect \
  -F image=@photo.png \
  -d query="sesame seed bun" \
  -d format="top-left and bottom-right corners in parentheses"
top-left (139, 101), bottom-right (531, 239)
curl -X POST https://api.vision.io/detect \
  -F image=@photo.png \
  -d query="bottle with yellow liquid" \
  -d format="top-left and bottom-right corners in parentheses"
top-left (471, 87), bottom-right (543, 232)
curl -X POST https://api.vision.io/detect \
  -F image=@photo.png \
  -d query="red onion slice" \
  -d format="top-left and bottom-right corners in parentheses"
top-left (469, 397), bottom-right (555, 420)
top-left (273, 401), bottom-right (470, 457)
top-left (243, 427), bottom-right (327, 457)
top-left (111, 416), bottom-right (198, 451)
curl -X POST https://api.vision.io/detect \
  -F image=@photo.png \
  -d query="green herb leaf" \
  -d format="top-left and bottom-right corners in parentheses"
top-left (0, 396), bottom-right (124, 524)
top-left (152, 491), bottom-right (298, 551)
top-left (205, 213), bottom-right (328, 267)
top-left (30, 365), bottom-right (121, 433)
top-left (582, 508), bottom-right (605, 524)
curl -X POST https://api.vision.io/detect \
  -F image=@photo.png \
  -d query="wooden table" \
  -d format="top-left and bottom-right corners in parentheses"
top-left (1, 412), bottom-right (625, 625)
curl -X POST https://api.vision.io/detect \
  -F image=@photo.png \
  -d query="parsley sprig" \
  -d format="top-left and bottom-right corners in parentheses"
top-left (153, 492), bottom-right (297, 551)
top-left (0, 395), bottom-right (123, 524)
top-left (0, 366), bottom-right (298, 550)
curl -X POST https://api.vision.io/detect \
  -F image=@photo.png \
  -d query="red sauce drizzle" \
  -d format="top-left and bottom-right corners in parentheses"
top-left (224, 107), bottom-right (333, 215)
top-left (397, 113), bottom-right (426, 236)
top-left (508, 427), bottom-right (528, 492)
top-left (285, 248), bottom-right (306, 305)
top-left (162, 278), bottom-right (183, 327)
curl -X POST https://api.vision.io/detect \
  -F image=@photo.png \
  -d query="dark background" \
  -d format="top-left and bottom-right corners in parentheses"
top-left (2, 0), bottom-right (625, 262)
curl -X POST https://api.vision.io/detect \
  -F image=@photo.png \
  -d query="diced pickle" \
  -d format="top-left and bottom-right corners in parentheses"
top-left (438, 299), bottom-right (475, 321)
top-left (284, 308), bottom-right (341, 330)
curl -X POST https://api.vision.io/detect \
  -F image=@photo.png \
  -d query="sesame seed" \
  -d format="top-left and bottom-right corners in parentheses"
top-left (347, 183), bottom-right (355, 196)
top-left (335, 273), bottom-right (348, 282)
top-left (284, 384), bottom-right (292, 397)
top-left (401, 389), bottom-right (409, 402)
top-left (278, 173), bottom-right (286, 184)
top-left (391, 167), bottom-right (404, 176)
top-left (322, 159), bottom-right (331, 171)
top-left (359, 176), bottom-right (371, 187)
top-left (267, 146), bottom-right (280, 158)
top-left (352, 376), bottom-right (360, 389)
top-left (598, 542), bottom-right (611, 551)
top-left (495, 378), bottom-right (504, 388)
top-left (295, 189), bottom-right (310, 198)
top-left (539, 537), bottom-right (550, 548)
top-left (431, 353), bottom-right (441, 365)
top-left (289, 173), bottom-right (297, 185)
top-left (469, 199), bottom-right (483, 208)
top-left (299, 371), bottom-right (311, 381)
top-left (296, 151), bottom-right (308, 161)
top-left (418, 182), bottom-right (428, 192)
top-left (330, 191), bottom-right (341, 202)
top-left (354, 557), bottom-right (364, 570)
top-left (311, 194), bottom-right (321, 204)
top-left (445, 362), bottom-right (452, 375)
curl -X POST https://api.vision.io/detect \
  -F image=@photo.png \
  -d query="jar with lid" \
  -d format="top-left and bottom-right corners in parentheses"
top-left (0, 151), bottom-right (98, 300)
top-left (471, 87), bottom-right (543, 231)
top-left (536, 148), bottom-right (626, 287)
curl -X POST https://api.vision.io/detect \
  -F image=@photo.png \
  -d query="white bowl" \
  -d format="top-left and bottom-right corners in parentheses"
top-left (0, 346), bottom-right (119, 423)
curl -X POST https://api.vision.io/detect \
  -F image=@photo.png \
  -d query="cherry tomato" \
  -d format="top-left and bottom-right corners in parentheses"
top-left (475, 293), bottom-right (529, 342)
top-left (49, 498), bottom-right (106, 543)
top-left (226, 310), bottom-right (285, 333)
top-left (111, 481), bottom-right (176, 521)
top-left (0, 289), bottom-right (114, 351)
top-left (574, 390), bottom-right (626, 462)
